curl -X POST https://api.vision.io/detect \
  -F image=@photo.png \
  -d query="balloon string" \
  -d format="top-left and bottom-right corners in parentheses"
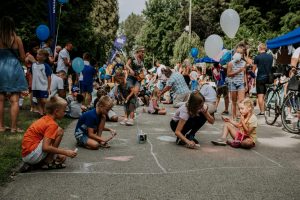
top-left (54, 4), bottom-right (63, 50)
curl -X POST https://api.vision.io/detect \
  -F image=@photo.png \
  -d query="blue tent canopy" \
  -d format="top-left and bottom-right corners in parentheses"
top-left (195, 57), bottom-right (218, 63)
top-left (266, 27), bottom-right (300, 49)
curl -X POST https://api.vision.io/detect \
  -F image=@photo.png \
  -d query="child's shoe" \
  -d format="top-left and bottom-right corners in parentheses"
top-left (120, 119), bottom-right (128, 125)
top-left (211, 138), bottom-right (227, 146)
top-left (126, 119), bottom-right (134, 126)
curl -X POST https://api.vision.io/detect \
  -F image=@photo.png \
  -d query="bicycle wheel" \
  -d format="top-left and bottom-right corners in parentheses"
top-left (264, 88), bottom-right (280, 125)
top-left (281, 91), bottom-right (300, 134)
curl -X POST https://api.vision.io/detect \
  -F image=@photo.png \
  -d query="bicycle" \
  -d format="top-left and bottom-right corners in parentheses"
top-left (281, 73), bottom-right (300, 134)
top-left (264, 73), bottom-right (287, 125)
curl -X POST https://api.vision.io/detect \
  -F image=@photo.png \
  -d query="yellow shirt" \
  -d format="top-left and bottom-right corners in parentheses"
top-left (240, 114), bottom-right (258, 143)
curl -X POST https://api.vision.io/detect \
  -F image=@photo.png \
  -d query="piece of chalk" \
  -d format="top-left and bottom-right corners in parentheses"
top-left (74, 148), bottom-right (78, 153)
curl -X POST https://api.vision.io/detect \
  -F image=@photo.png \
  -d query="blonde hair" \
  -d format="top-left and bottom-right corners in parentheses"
top-left (241, 98), bottom-right (254, 111)
top-left (96, 95), bottom-right (113, 109)
top-left (37, 49), bottom-right (49, 58)
top-left (151, 87), bottom-right (159, 100)
top-left (45, 96), bottom-right (67, 114)
top-left (258, 43), bottom-right (267, 50)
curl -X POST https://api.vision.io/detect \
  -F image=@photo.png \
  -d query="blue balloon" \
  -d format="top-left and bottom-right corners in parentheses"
top-left (72, 57), bottom-right (84, 73)
top-left (57, 0), bottom-right (69, 4)
top-left (36, 25), bottom-right (50, 41)
top-left (191, 48), bottom-right (199, 58)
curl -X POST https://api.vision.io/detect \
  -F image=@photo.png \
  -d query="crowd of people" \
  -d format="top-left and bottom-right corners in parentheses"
top-left (0, 16), bottom-right (299, 171)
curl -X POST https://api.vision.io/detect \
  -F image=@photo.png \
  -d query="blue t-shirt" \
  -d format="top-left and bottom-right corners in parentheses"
top-left (74, 109), bottom-right (100, 139)
top-left (99, 66), bottom-right (106, 79)
top-left (254, 52), bottom-right (273, 81)
top-left (82, 65), bottom-right (96, 86)
top-left (217, 68), bottom-right (226, 87)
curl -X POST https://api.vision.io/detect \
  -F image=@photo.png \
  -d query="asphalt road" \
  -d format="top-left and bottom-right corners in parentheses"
top-left (1, 102), bottom-right (300, 200)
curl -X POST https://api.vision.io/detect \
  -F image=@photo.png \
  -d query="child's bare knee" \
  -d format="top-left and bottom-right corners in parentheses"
top-left (57, 128), bottom-right (64, 136)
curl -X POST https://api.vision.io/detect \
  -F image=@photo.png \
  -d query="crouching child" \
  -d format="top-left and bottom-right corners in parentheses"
top-left (21, 96), bottom-right (77, 171)
top-left (74, 96), bottom-right (117, 149)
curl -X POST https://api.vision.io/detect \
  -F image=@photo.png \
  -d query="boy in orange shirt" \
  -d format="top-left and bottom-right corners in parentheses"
top-left (21, 96), bottom-right (77, 171)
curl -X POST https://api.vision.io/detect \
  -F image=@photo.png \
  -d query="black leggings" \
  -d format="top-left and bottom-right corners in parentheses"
top-left (170, 114), bottom-right (207, 140)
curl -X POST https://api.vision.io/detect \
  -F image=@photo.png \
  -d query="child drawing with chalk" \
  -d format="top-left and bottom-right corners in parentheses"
top-left (74, 96), bottom-right (117, 149)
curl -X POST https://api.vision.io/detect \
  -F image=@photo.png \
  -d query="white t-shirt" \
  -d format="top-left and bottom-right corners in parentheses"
top-left (157, 64), bottom-right (167, 81)
top-left (56, 48), bottom-right (70, 73)
top-left (50, 74), bottom-right (64, 97)
top-left (172, 104), bottom-right (207, 121)
top-left (190, 71), bottom-right (198, 80)
top-left (199, 83), bottom-right (217, 103)
top-left (292, 47), bottom-right (300, 68)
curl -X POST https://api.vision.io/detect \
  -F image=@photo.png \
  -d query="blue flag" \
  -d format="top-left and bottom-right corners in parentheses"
top-left (48, 0), bottom-right (56, 51)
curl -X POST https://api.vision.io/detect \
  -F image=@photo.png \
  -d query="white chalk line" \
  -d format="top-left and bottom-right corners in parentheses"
top-left (147, 139), bottom-right (167, 173)
top-left (251, 150), bottom-right (283, 168)
top-left (20, 166), bottom-right (281, 176)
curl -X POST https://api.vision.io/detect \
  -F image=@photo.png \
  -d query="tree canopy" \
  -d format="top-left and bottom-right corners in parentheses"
top-left (0, 0), bottom-right (119, 64)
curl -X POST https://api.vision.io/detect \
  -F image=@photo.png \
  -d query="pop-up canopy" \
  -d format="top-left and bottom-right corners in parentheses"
top-left (266, 27), bottom-right (300, 49)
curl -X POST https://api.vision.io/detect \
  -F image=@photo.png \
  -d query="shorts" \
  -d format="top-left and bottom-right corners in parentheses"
top-left (81, 83), bottom-right (93, 93)
top-left (217, 85), bottom-right (229, 98)
top-left (76, 134), bottom-right (89, 147)
top-left (227, 81), bottom-right (245, 92)
top-left (22, 140), bottom-right (47, 165)
top-left (126, 76), bottom-right (140, 90)
top-left (32, 90), bottom-right (49, 99)
top-left (256, 79), bottom-right (268, 94)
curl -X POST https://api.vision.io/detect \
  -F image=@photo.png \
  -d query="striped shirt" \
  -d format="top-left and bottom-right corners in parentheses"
top-left (228, 60), bottom-right (246, 84)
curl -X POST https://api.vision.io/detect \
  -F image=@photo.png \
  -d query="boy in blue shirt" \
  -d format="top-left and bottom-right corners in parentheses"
top-left (74, 96), bottom-right (117, 149)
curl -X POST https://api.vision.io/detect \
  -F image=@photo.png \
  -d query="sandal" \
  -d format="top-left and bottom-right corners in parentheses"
top-left (10, 128), bottom-right (24, 133)
top-left (221, 111), bottom-right (229, 115)
top-left (41, 161), bottom-right (66, 170)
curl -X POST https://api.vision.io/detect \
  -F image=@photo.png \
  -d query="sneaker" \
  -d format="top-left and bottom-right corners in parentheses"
top-left (256, 112), bottom-right (264, 116)
top-left (126, 119), bottom-right (134, 126)
top-left (192, 138), bottom-right (199, 144)
top-left (221, 111), bottom-right (229, 115)
top-left (120, 119), bottom-right (128, 125)
top-left (211, 138), bottom-right (227, 146)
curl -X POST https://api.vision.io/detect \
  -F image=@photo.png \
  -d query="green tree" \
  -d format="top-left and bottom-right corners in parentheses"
top-left (135, 0), bottom-right (184, 67)
top-left (119, 13), bottom-right (145, 55)
top-left (89, 0), bottom-right (119, 62)
top-left (172, 32), bottom-right (202, 64)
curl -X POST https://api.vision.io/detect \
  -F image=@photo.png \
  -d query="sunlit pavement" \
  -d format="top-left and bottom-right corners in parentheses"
top-left (1, 101), bottom-right (300, 200)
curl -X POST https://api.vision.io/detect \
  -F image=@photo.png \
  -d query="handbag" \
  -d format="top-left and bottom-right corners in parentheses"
top-left (287, 75), bottom-right (300, 91)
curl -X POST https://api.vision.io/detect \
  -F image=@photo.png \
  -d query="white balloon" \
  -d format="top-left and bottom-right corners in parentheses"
top-left (220, 9), bottom-right (240, 39)
top-left (204, 34), bottom-right (223, 59)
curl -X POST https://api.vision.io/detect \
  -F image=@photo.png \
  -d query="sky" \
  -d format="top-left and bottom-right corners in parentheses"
top-left (118, 0), bottom-right (147, 22)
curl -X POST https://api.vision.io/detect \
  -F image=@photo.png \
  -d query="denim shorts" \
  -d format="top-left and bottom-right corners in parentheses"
top-left (76, 134), bottom-right (89, 147)
top-left (228, 81), bottom-right (245, 92)
top-left (32, 90), bottom-right (49, 99)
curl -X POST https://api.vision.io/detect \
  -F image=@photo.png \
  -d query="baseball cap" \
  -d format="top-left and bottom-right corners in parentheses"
top-left (72, 86), bottom-right (80, 93)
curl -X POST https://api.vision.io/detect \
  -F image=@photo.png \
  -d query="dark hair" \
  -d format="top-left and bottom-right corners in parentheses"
top-left (161, 67), bottom-right (172, 78)
top-left (0, 16), bottom-right (15, 48)
top-left (76, 94), bottom-right (84, 103)
top-left (83, 52), bottom-right (91, 61)
top-left (97, 89), bottom-right (107, 98)
top-left (186, 91), bottom-right (205, 117)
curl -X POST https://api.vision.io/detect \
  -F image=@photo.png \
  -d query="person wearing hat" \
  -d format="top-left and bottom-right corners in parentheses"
top-left (120, 46), bottom-right (146, 126)
top-left (66, 86), bottom-right (80, 105)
